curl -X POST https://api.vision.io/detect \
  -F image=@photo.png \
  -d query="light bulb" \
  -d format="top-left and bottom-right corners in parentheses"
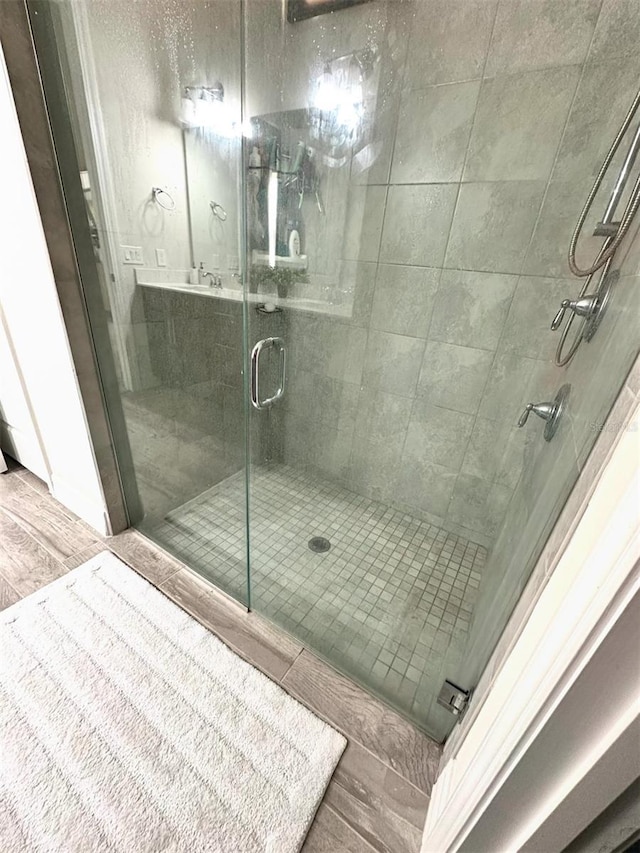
top-left (313, 67), bottom-right (340, 112)
top-left (180, 95), bottom-right (196, 126)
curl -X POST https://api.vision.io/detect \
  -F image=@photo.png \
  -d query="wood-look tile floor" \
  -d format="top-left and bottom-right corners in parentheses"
top-left (0, 457), bottom-right (440, 853)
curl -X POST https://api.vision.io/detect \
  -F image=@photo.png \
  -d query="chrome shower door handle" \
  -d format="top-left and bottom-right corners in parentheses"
top-left (250, 337), bottom-right (286, 410)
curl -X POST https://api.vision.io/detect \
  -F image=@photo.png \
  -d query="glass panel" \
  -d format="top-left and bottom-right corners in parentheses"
top-left (241, 0), bottom-right (640, 740)
top-left (28, 0), bottom-right (640, 742)
top-left (28, 0), bottom-right (250, 604)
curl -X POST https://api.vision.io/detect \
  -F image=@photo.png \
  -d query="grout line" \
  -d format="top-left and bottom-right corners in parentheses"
top-left (438, 1), bottom-right (500, 268)
top-left (360, 174), bottom-right (585, 188)
top-left (13, 469), bottom-right (48, 496)
top-left (0, 564), bottom-right (24, 601)
top-left (517, 0), bottom-right (609, 287)
top-left (157, 566), bottom-right (184, 587)
top-left (346, 3), bottom-right (418, 494)
top-left (278, 646), bottom-right (304, 685)
top-left (64, 541), bottom-right (109, 566)
top-left (349, 736), bottom-right (438, 799)
top-left (331, 256), bottom-right (579, 280)
top-left (322, 803), bottom-right (380, 853)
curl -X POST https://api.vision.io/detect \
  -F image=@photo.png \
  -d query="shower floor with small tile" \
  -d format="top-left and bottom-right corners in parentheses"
top-left (143, 463), bottom-right (486, 731)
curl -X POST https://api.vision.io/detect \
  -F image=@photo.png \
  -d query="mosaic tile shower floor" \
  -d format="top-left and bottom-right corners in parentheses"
top-left (145, 464), bottom-right (486, 730)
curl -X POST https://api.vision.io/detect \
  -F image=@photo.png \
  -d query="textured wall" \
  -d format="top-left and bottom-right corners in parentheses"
top-left (278, 0), bottom-right (640, 549)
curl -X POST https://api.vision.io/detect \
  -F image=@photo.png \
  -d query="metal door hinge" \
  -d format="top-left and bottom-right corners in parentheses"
top-left (437, 679), bottom-right (472, 718)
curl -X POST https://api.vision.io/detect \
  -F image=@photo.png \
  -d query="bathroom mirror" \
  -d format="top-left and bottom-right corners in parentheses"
top-left (182, 106), bottom-right (361, 312)
top-left (246, 108), bottom-right (356, 304)
top-left (183, 126), bottom-right (241, 281)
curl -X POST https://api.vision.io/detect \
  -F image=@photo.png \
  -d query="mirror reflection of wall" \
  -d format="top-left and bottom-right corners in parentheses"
top-left (58, 0), bottom-right (242, 397)
top-left (183, 125), bottom-right (240, 281)
top-left (243, 91), bottom-right (381, 311)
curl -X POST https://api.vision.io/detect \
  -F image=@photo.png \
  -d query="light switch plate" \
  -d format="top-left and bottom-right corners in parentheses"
top-left (121, 245), bottom-right (143, 264)
top-left (155, 248), bottom-right (167, 267)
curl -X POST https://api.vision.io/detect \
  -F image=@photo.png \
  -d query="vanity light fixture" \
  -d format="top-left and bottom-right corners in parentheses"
top-left (181, 83), bottom-right (234, 135)
top-left (312, 47), bottom-right (377, 134)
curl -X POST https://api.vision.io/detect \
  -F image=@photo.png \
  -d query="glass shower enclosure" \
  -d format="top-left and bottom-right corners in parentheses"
top-left (28, 0), bottom-right (640, 741)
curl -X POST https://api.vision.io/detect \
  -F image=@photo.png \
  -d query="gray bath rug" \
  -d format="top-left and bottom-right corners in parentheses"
top-left (0, 551), bottom-right (346, 852)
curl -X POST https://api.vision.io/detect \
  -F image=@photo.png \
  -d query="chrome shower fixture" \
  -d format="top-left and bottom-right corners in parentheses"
top-left (551, 267), bottom-right (617, 365)
top-left (552, 88), bottom-right (640, 367)
top-left (518, 384), bottom-right (570, 442)
top-left (568, 88), bottom-right (640, 278)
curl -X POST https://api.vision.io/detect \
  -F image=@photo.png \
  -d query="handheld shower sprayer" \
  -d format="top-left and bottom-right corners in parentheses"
top-left (551, 88), bottom-right (640, 367)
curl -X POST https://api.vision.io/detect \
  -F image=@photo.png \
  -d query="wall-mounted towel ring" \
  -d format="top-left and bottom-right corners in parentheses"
top-left (152, 187), bottom-right (176, 211)
top-left (210, 201), bottom-right (227, 221)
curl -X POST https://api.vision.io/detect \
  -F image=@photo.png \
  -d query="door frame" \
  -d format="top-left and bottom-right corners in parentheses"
top-left (56, 1), bottom-right (135, 392)
top-left (422, 369), bottom-right (640, 852)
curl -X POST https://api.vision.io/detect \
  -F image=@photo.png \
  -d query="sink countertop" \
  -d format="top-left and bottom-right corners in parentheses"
top-left (134, 272), bottom-right (352, 318)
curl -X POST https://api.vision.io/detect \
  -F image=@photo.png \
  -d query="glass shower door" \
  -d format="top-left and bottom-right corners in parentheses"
top-left (26, 0), bottom-right (252, 605)
top-left (240, 0), bottom-right (640, 741)
top-left (240, 0), bottom-right (480, 741)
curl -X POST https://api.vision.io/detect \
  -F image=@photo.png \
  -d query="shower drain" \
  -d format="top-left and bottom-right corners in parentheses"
top-left (308, 536), bottom-right (331, 553)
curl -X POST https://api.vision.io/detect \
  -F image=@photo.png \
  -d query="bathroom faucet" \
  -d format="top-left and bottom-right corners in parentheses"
top-left (198, 263), bottom-right (222, 288)
top-left (205, 272), bottom-right (223, 288)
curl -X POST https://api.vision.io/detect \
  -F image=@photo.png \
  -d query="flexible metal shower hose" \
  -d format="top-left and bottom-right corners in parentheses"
top-left (568, 88), bottom-right (640, 277)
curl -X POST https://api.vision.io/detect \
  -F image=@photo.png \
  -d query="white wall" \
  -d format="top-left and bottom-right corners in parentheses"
top-left (0, 43), bottom-right (109, 535)
top-left (0, 305), bottom-right (48, 481)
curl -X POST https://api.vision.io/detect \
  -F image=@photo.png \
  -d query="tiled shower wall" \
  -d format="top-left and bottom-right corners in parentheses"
top-left (281, 0), bottom-right (640, 547)
top-left (461, 220), bottom-right (639, 688)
